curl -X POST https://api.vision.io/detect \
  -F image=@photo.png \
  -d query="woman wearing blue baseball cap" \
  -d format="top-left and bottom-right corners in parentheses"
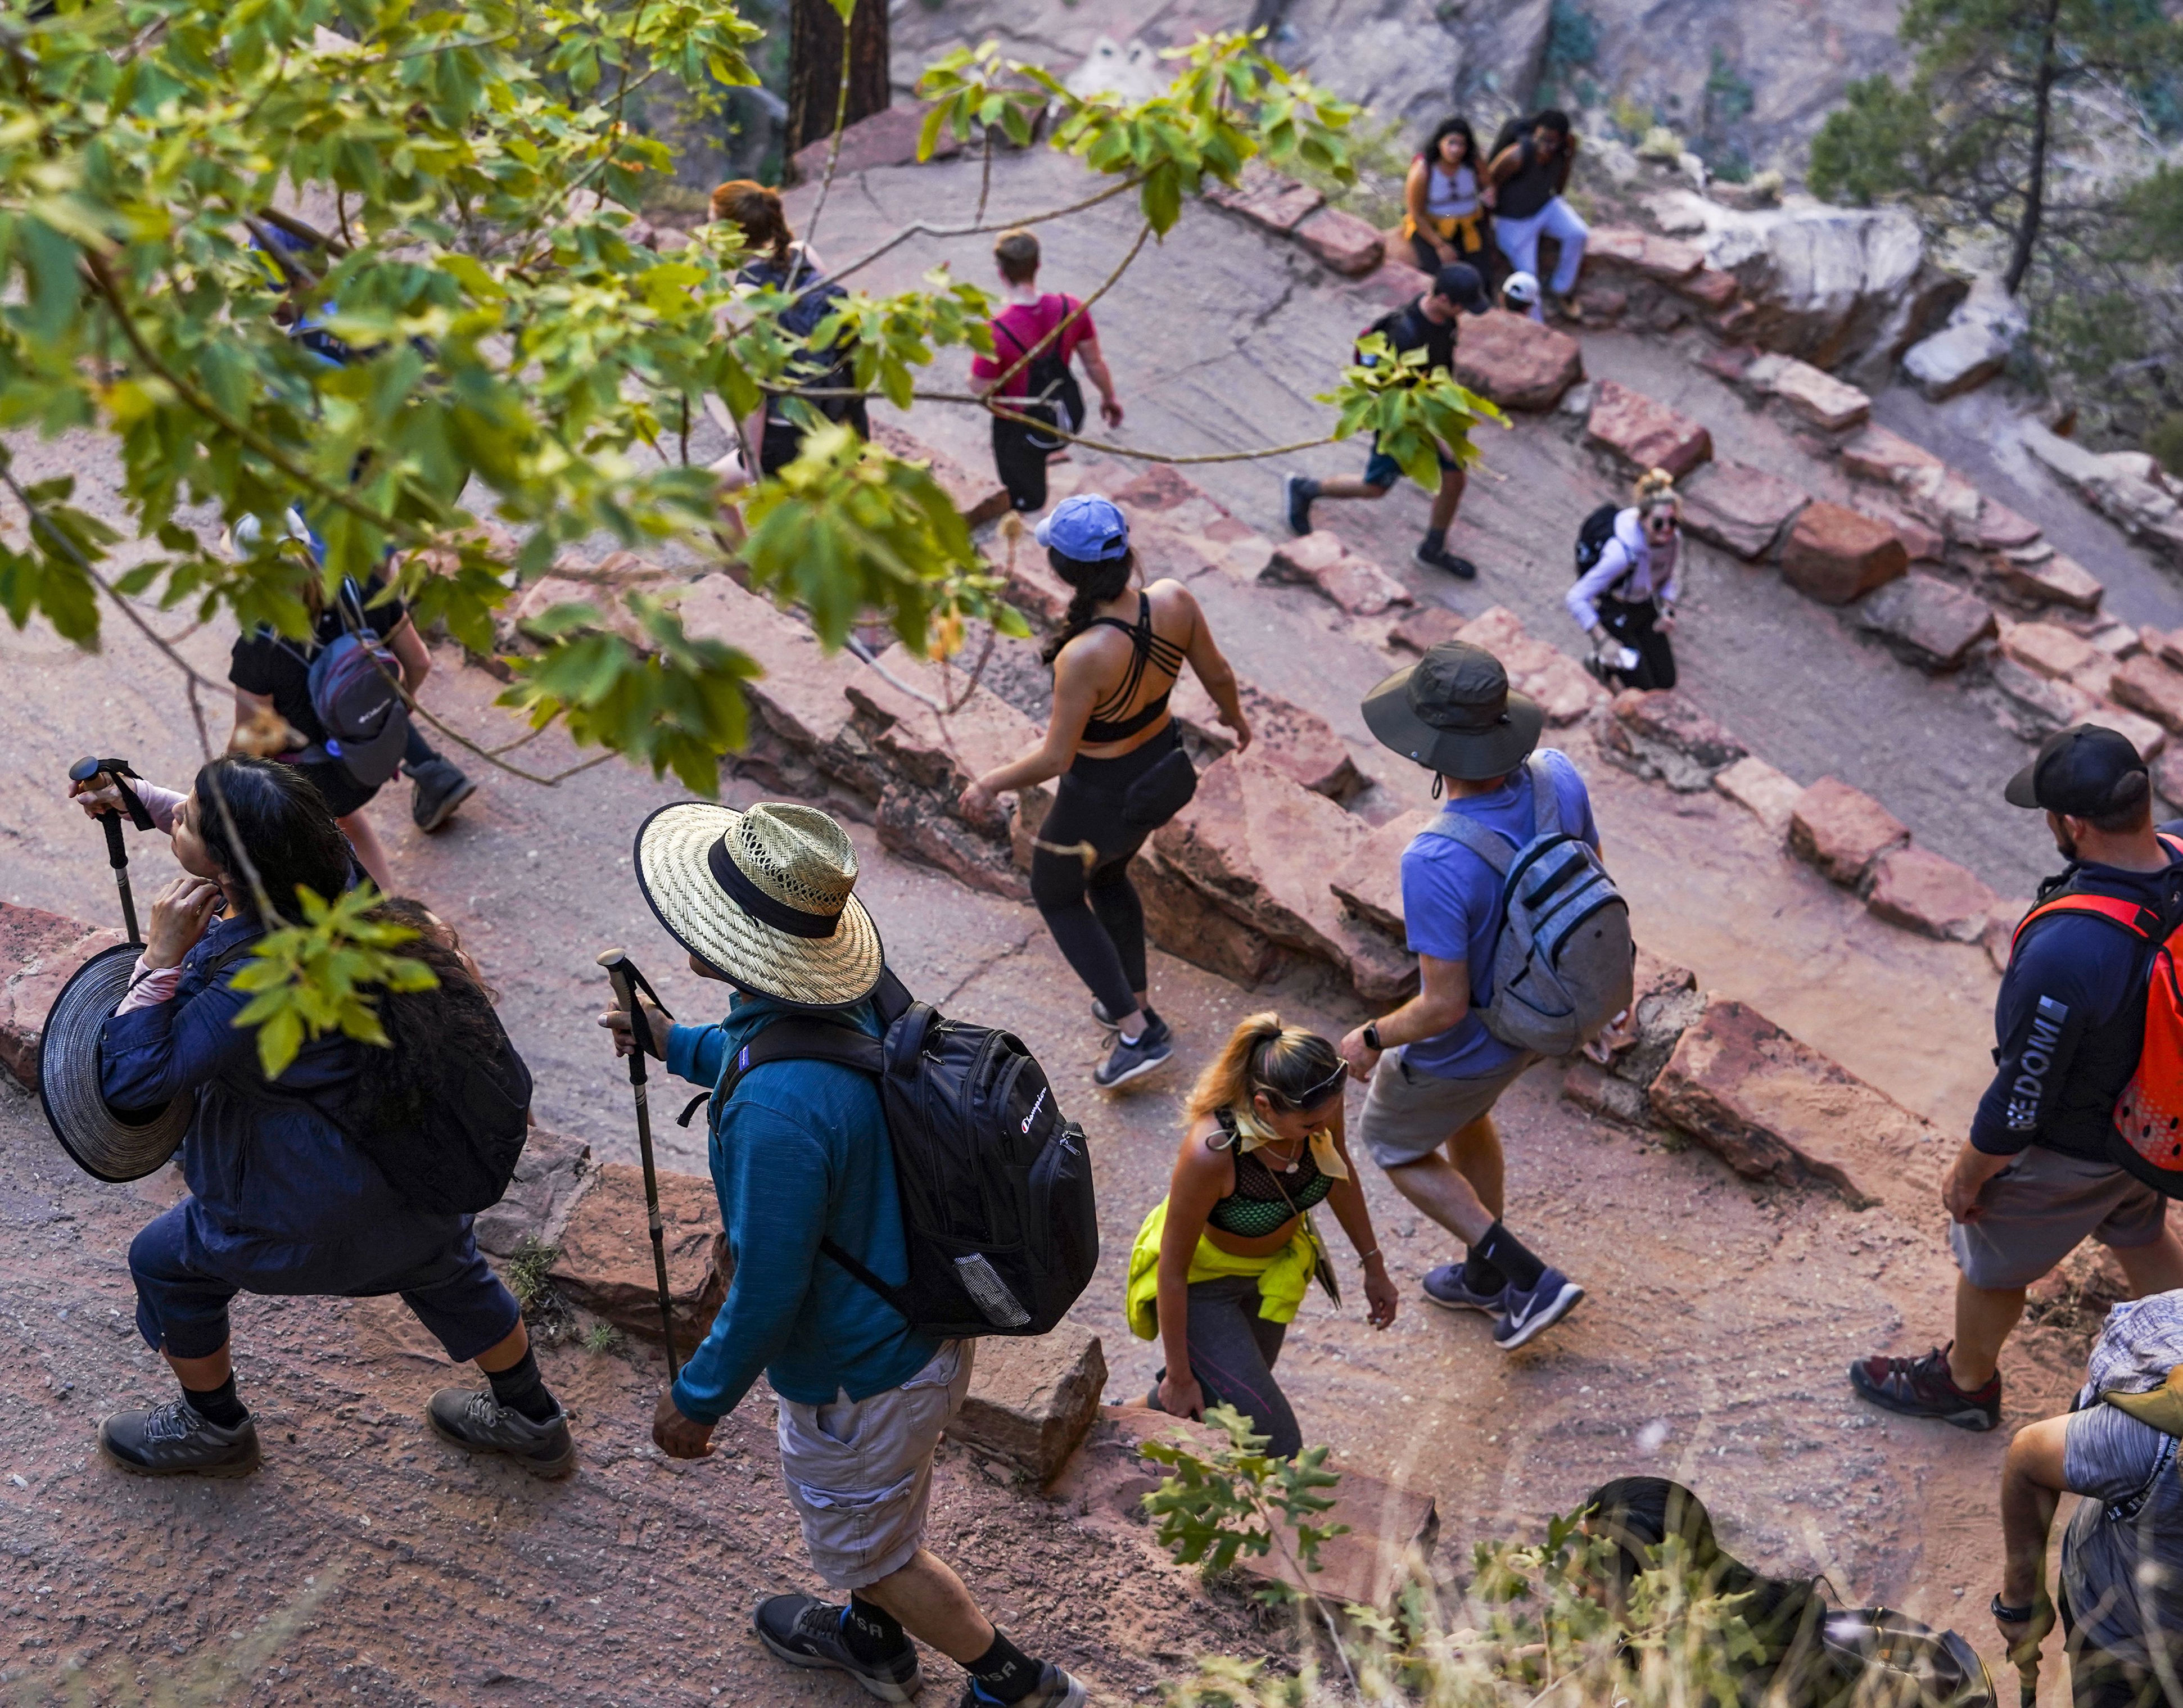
top-left (960, 494), bottom-right (1253, 1088)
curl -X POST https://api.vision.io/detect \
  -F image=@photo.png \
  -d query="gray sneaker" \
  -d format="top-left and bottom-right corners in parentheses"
top-left (957, 1663), bottom-right (1088, 1708)
top-left (426, 1388), bottom-right (577, 1479)
top-left (100, 1400), bottom-right (261, 1478)
top-left (1093, 1015), bottom-right (1173, 1088)
top-left (408, 757), bottom-right (476, 832)
top-left (754, 1593), bottom-right (923, 1702)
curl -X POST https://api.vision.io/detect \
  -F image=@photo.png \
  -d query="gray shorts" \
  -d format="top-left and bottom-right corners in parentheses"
top-left (1949, 1147), bottom-right (2168, 1291)
top-left (1358, 1046), bottom-right (1542, 1170)
top-left (774, 1340), bottom-right (974, 1590)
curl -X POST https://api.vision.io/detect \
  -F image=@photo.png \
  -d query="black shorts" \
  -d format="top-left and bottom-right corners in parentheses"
top-left (758, 399), bottom-right (870, 477)
top-left (293, 757), bottom-right (378, 819)
top-left (992, 413), bottom-right (1054, 513)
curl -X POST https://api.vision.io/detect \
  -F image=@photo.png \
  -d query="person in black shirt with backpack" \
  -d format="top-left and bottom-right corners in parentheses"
top-left (1283, 263), bottom-right (1491, 579)
top-left (1853, 726), bottom-right (2183, 1431)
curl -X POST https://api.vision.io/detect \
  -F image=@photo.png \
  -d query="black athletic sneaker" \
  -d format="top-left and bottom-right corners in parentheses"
top-left (427, 1388), bottom-right (577, 1477)
top-left (1494, 1267), bottom-right (1584, 1349)
top-left (1850, 1345), bottom-right (2001, 1431)
top-left (100, 1401), bottom-right (261, 1477)
top-left (408, 757), bottom-right (476, 832)
top-left (1093, 1015), bottom-right (1173, 1088)
top-left (960, 1664), bottom-right (1089, 1708)
top-left (1415, 540), bottom-right (1479, 580)
top-left (1422, 1263), bottom-right (1506, 1314)
top-left (1090, 1000), bottom-right (1161, 1034)
top-left (754, 1593), bottom-right (923, 1704)
top-left (1283, 473), bottom-right (1316, 536)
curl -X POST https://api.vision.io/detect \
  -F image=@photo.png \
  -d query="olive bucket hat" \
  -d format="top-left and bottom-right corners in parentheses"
top-left (1362, 640), bottom-right (1545, 781)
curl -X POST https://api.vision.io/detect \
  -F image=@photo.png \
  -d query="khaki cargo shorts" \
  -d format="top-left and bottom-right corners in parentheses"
top-left (1949, 1147), bottom-right (2168, 1291)
top-left (1357, 1047), bottom-right (1542, 1170)
top-left (775, 1340), bottom-right (975, 1590)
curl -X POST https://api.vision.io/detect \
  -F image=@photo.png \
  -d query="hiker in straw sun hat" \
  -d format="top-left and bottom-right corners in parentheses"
top-left (602, 798), bottom-right (1092, 1708)
top-left (631, 799), bottom-right (884, 1006)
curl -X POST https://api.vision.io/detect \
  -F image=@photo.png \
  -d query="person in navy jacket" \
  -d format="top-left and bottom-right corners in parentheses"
top-left (74, 756), bottom-right (571, 1479)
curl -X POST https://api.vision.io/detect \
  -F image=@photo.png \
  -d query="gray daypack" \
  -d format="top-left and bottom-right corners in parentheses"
top-left (1419, 754), bottom-right (1634, 1057)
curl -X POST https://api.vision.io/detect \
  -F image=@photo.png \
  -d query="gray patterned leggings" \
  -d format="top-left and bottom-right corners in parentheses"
top-left (1145, 1275), bottom-right (1301, 1459)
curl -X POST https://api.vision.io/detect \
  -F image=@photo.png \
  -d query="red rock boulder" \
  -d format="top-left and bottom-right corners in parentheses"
top-left (2113, 654), bottom-right (2183, 736)
top-left (1853, 572), bottom-right (1997, 672)
top-left (1676, 460), bottom-right (1809, 561)
top-left (1262, 530), bottom-right (1413, 617)
top-left (1450, 310), bottom-right (1582, 411)
top-left (1779, 503), bottom-right (1909, 605)
top-left (1202, 159), bottom-right (1324, 233)
top-left (548, 1164), bottom-right (727, 1357)
top-left (1865, 846), bottom-right (2001, 942)
top-left (1294, 207), bottom-right (1385, 276)
top-left (1788, 778), bottom-right (1910, 887)
top-left (1, 902), bottom-right (126, 1088)
top-left (1585, 380), bottom-right (1713, 479)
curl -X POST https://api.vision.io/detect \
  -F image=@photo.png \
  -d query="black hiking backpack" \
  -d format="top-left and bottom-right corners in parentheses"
top-left (993, 309), bottom-right (1087, 453)
top-left (739, 255), bottom-right (859, 425)
top-left (718, 969), bottom-right (1098, 1339)
top-left (1574, 502), bottom-right (1622, 577)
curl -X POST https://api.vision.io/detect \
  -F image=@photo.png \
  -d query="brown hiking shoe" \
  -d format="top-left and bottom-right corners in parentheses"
top-left (1849, 1344), bottom-right (2000, 1431)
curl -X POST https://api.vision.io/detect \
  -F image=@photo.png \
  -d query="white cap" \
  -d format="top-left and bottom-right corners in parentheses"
top-left (1502, 271), bottom-right (1541, 305)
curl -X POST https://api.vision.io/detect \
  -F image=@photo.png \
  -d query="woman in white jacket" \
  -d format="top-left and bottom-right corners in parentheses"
top-left (1567, 467), bottom-right (1683, 691)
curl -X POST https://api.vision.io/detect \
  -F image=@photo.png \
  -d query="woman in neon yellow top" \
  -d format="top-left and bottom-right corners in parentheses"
top-left (1127, 1014), bottom-right (1397, 1457)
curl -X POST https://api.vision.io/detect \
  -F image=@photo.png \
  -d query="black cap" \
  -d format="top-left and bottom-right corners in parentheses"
top-left (2005, 724), bottom-right (2149, 817)
top-left (1361, 640), bottom-right (1544, 780)
top-left (1431, 263), bottom-right (1490, 315)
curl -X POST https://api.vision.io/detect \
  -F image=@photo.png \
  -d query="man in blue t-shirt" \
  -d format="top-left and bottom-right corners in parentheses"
top-left (604, 801), bottom-right (1085, 1708)
top-left (1854, 726), bottom-right (2183, 1431)
top-left (1340, 640), bottom-right (1590, 1352)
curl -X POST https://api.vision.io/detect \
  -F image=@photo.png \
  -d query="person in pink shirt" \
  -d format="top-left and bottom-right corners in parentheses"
top-left (970, 229), bottom-right (1124, 513)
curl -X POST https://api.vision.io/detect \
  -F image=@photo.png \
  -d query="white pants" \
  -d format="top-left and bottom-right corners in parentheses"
top-left (1493, 197), bottom-right (1589, 317)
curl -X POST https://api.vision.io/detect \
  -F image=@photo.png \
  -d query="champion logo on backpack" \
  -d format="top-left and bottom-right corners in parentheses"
top-left (1020, 1086), bottom-right (1047, 1136)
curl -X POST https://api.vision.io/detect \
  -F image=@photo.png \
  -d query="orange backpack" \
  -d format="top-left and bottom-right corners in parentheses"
top-left (2012, 843), bottom-right (2183, 1186)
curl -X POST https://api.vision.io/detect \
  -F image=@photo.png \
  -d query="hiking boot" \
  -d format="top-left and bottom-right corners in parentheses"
top-left (1414, 540), bottom-right (1479, 580)
top-left (426, 1388), bottom-right (577, 1478)
top-left (408, 757), bottom-right (476, 832)
top-left (1422, 1262), bottom-right (1506, 1314)
top-left (1494, 1267), bottom-right (1584, 1350)
top-left (100, 1401), bottom-right (261, 1478)
top-left (1283, 473), bottom-right (1316, 537)
top-left (961, 1664), bottom-right (1088, 1708)
top-left (1093, 1015), bottom-right (1174, 1089)
top-left (1849, 1345), bottom-right (2001, 1431)
top-left (754, 1593), bottom-right (923, 1703)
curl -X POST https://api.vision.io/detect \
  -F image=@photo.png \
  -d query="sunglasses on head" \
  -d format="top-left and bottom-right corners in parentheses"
top-left (1262, 1060), bottom-right (1349, 1111)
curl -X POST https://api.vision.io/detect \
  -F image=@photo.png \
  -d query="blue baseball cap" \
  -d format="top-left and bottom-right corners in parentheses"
top-left (1034, 494), bottom-right (1131, 562)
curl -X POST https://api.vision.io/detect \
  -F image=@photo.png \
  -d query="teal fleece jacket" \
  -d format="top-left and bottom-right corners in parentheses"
top-left (664, 992), bottom-right (937, 1426)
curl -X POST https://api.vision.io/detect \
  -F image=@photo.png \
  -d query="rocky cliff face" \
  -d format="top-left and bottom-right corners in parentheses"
top-left (889, 0), bottom-right (1908, 180)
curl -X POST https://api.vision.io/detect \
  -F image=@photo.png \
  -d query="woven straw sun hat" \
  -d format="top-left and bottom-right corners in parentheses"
top-left (634, 800), bottom-right (883, 1007)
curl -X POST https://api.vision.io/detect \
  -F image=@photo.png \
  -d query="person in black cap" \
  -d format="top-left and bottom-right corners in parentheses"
top-left (1282, 263), bottom-right (1491, 580)
top-left (1331, 640), bottom-right (1590, 1351)
top-left (1854, 725), bottom-right (2183, 1431)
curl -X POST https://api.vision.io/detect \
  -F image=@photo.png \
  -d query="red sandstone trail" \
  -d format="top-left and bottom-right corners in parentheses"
top-left (7, 136), bottom-right (2179, 1705)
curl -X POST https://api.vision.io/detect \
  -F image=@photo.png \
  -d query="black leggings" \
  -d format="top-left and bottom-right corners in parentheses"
top-left (1029, 728), bottom-right (1179, 1018)
top-left (1598, 595), bottom-right (1677, 691)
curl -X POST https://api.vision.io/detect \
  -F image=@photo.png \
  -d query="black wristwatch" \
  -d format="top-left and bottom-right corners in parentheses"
top-left (1991, 1592), bottom-right (2036, 1624)
top-left (1363, 1022), bottom-right (1384, 1052)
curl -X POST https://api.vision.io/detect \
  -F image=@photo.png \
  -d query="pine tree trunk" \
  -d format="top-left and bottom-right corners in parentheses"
top-left (785, 0), bottom-right (890, 162)
top-left (2004, 0), bottom-right (2064, 295)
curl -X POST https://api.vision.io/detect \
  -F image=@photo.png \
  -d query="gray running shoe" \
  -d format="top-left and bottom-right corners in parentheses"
top-left (1090, 1000), bottom-right (1160, 1034)
top-left (1494, 1267), bottom-right (1585, 1350)
top-left (1422, 1262), bottom-right (1506, 1314)
top-left (959, 1664), bottom-right (1088, 1708)
top-left (408, 757), bottom-right (477, 832)
top-left (426, 1388), bottom-right (577, 1479)
top-left (100, 1400), bottom-right (261, 1478)
top-left (1093, 1015), bottom-right (1173, 1088)
top-left (754, 1593), bottom-right (923, 1702)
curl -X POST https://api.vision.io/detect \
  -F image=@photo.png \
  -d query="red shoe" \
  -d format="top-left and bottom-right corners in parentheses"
top-left (1849, 1343), bottom-right (2000, 1431)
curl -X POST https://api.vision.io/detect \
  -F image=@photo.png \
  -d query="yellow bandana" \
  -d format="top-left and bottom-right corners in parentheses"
top-left (1220, 1104), bottom-right (1349, 1182)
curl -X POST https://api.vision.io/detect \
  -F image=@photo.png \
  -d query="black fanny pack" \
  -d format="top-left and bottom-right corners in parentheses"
top-left (1121, 744), bottom-right (1197, 829)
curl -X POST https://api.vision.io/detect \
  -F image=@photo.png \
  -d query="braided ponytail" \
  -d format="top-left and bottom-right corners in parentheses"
top-left (1039, 547), bottom-right (1136, 665)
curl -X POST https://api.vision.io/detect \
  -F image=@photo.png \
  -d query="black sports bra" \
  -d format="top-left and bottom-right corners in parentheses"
top-left (1204, 1109), bottom-right (1334, 1239)
top-left (1078, 593), bottom-right (1187, 745)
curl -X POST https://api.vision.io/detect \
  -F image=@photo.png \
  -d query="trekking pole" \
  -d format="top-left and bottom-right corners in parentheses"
top-left (69, 756), bottom-right (157, 946)
top-left (597, 949), bottom-right (681, 1381)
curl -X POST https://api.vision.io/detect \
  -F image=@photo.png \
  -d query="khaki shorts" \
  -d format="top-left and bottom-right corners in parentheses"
top-left (1358, 1047), bottom-right (1542, 1170)
top-left (1949, 1147), bottom-right (2168, 1291)
top-left (775, 1340), bottom-right (974, 1590)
